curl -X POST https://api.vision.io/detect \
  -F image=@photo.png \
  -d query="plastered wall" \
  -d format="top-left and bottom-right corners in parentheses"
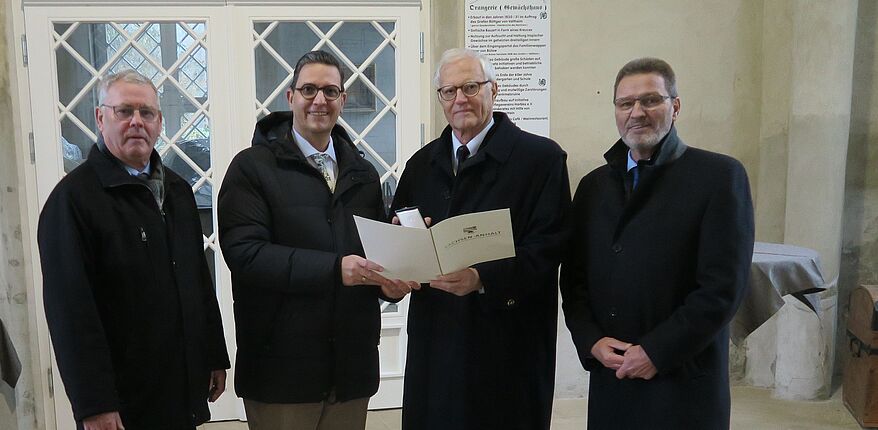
top-left (842, 0), bottom-right (878, 343)
top-left (552, 0), bottom-right (764, 187)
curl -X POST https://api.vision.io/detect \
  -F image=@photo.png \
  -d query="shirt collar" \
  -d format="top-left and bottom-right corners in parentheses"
top-left (124, 160), bottom-right (151, 177)
top-left (627, 150), bottom-right (638, 172)
top-left (293, 127), bottom-right (336, 162)
top-left (452, 117), bottom-right (495, 159)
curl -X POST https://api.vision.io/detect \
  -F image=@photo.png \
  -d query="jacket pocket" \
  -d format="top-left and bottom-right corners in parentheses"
top-left (684, 353), bottom-right (709, 380)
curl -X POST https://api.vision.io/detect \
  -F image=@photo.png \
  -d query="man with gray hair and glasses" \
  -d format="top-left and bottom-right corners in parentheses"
top-left (391, 48), bottom-right (570, 430)
top-left (38, 69), bottom-right (230, 430)
top-left (560, 57), bottom-right (754, 428)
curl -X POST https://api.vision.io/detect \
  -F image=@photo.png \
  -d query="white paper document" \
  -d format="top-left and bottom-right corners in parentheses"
top-left (354, 208), bottom-right (516, 282)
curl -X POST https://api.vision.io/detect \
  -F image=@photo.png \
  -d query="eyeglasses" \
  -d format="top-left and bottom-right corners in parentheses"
top-left (437, 81), bottom-right (491, 101)
top-left (295, 84), bottom-right (343, 101)
top-left (101, 104), bottom-right (160, 123)
top-left (613, 94), bottom-right (673, 111)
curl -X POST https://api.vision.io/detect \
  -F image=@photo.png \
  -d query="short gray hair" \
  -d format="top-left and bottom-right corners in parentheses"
top-left (614, 57), bottom-right (678, 99)
top-left (97, 70), bottom-right (159, 105)
top-left (432, 48), bottom-right (496, 88)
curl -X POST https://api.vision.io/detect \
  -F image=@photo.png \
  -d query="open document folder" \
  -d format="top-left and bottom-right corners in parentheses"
top-left (353, 208), bottom-right (516, 282)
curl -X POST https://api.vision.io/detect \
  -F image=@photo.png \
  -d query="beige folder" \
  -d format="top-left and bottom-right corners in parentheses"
top-left (353, 208), bottom-right (516, 282)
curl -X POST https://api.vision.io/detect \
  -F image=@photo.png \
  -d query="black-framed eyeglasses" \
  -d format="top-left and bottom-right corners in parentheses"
top-left (437, 81), bottom-right (491, 101)
top-left (295, 84), bottom-right (343, 101)
top-left (100, 104), bottom-right (161, 123)
top-left (613, 94), bottom-right (674, 112)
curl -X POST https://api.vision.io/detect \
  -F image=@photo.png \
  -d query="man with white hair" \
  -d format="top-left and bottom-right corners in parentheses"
top-left (38, 69), bottom-right (230, 430)
top-left (391, 48), bottom-right (571, 430)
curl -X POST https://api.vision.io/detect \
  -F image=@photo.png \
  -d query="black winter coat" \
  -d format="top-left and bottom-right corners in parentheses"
top-left (38, 145), bottom-right (230, 429)
top-left (560, 127), bottom-right (755, 429)
top-left (218, 112), bottom-right (386, 403)
top-left (391, 112), bottom-right (571, 430)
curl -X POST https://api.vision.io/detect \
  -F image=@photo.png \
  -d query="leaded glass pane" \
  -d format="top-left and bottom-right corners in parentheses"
top-left (252, 19), bottom-right (398, 191)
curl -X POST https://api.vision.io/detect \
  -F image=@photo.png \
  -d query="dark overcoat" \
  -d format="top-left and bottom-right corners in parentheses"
top-left (38, 144), bottom-right (230, 429)
top-left (560, 127), bottom-right (755, 429)
top-left (218, 112), bottom-right (387, 403)
top-left (391, 112), bottom-right (571, 430)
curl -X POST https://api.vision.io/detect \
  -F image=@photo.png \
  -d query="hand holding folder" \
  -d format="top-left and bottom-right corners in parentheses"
top-left (354, 208), bottom-right (516, 283)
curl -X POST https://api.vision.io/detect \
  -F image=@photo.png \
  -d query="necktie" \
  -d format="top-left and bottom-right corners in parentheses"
top-left (456, 145), bottom-right (470, 176)
top-left (311, 153), bottom-right (335, 192)
top-left (632, 165), bottom-right (640, 189)
top-left (136, 172), bottom-right (163, 209)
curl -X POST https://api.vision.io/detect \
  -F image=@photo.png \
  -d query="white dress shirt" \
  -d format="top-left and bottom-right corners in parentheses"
top-left (451, 117), bottom-right (495, 172)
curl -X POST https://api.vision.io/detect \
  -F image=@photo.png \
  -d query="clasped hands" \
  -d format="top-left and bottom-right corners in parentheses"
top-left (590, 336), bottom-right (657, 380)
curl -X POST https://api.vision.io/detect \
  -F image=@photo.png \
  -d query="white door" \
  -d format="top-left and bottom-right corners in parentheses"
top-left (22, 2), bottom-right (421, 427)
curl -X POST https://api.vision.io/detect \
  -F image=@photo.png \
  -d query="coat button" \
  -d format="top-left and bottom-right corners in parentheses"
top-left (327, 217), bottom-right (332, 224)
top-left (609, 307), bottom-right (618, 318)
top-left (506, 298), bottom-right (516, 307)
top-left (612, 244), bottom-right (622, 254)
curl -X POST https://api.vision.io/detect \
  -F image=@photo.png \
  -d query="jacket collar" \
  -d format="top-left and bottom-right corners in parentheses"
top-left (605, 125), bottom-right (688, 240)
top-left (428, 111), bottom-right (516, 177)
top-left (252, 111), bottom-right (377, 191)
top-left (89, 136), bottom-right (166, 189)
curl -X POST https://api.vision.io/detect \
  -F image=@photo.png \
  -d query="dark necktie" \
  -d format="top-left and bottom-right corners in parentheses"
top-left (631, 166), bottom-right (640, 189)
top-left (456, 145), bottom-right (470, 176)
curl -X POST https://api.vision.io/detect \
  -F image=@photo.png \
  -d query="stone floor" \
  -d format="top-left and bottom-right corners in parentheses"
top-left (200, 385), bottom-right (863, 430)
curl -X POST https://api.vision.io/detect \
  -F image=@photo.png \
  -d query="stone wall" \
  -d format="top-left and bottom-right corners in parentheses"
top-left (0, 0), bottom-right (38, 428)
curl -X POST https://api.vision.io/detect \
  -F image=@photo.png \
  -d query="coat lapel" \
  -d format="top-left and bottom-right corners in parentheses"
top-left (444, 112), bottom-right (515, 215)
top-left (608, 126), bottom-right (688, 240)
top-left (428, 127), bottom-right (455, 181)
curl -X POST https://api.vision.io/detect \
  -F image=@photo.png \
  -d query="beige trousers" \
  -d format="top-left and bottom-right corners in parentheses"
top-left (243, 396), bottom-right (369, 430)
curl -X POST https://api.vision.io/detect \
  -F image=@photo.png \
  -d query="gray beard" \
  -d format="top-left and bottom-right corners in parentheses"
top-left (622, 123), bottom-right (672, 154)
top-left (622, 132), bottom-right (661, 153)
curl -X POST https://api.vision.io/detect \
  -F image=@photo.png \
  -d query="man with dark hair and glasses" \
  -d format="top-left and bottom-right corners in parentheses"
top-left (218, 50), bottom-right (415, 430)
top-left (560, 57), bottom-right (755, 429)
top-left (38, 69), bottom-right (230, 429)
top-left (391, 48), bottom-right (571, 430)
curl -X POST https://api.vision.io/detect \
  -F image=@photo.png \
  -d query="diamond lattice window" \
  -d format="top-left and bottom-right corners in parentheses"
top-left (52, 20), bottom-right (218, 286)
top-left (253, 20), bottom-right (401, 312)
